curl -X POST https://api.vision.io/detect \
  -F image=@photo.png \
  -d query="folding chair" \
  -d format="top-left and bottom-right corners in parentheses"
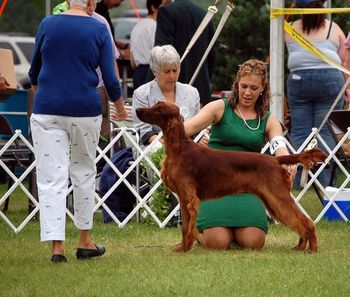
top-left (0, 115), bottom-right (32, 211)
top-left (326, 110), bottom-right (350, 186)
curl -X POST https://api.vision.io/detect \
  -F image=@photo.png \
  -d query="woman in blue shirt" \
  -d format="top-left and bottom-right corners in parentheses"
top-left (29, 0), bottom-right (127, 263)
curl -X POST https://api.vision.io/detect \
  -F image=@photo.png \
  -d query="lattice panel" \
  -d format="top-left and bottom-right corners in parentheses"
top-left (1, 127), bottom-right (349, 232)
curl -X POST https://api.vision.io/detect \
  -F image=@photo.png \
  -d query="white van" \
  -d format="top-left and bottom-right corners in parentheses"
top-left (0, 34), bottom-right (35, 89)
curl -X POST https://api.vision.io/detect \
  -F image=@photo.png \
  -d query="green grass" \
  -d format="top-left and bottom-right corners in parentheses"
top-left (1, 190), bottom-right (350, 297)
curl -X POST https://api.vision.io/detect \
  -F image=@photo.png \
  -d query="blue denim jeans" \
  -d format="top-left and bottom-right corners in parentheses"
top-left (287, 68), bottom-right (344, 187)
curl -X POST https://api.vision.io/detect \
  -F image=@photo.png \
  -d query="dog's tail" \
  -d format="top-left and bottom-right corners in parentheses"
top-left (276, 148), bottom-right (327, 169)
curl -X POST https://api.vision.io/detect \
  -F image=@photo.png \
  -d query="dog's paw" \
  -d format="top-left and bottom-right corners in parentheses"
top-left (305, 243), bottom-right (318, 253)
top-left (174, 242), bottom-right (193, 252)
top-left (174, 242), bottom-right (185, 252)
top-left (304, 248), bottom-right (317, 254)
top-left (292, 245), bottom-right (304, 251)
top-left (292, 238), bottom-right (307, 251)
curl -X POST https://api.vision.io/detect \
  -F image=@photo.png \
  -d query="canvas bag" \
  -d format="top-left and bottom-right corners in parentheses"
top-left (0, 48), bottom-right (17, 101)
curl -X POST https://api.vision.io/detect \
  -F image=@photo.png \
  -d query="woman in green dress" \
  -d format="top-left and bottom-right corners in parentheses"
top-left (184, 59), bottom-right (296, 250)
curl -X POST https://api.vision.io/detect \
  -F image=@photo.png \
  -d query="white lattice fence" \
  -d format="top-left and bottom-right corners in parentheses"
top-left (0, 130), bottom-right (38, 232)
top-left (1, 127), bottom-right (349, 232)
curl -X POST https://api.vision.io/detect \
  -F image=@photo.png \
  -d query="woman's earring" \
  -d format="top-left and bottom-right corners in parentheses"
top-left (87, 6), bottom-right (94, 15)
top-left (260, 92), bottom-right (263, 96)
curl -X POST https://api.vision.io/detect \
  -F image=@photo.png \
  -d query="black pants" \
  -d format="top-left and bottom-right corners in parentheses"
top-left (133, 64), bottom-right (150, 90)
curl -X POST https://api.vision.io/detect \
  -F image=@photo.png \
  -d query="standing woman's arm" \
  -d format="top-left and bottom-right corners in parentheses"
top-left (28, 19), bottom-right (46, 90)
top-left (343, 32), bottom-right (350, 104)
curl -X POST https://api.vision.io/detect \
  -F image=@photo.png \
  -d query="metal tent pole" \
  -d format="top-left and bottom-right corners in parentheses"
top-left (269, 0), bottom-right (285, 123)
top-left (45, 0), bottom-right (51, 17)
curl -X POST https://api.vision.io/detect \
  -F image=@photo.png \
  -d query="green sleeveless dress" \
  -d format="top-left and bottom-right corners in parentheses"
top-left (196, 99), bottom-right (270, 233)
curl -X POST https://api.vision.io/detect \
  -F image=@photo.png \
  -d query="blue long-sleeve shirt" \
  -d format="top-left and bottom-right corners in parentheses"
top-left (29, 14), bottom-right (121, 117)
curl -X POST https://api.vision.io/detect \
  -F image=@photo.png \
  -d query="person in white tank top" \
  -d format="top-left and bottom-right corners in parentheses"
top-left (284, 0), bottom-right (347, 188)
top-left (344, 32), bottom-right (350, 105)
top-left (129, 0), bottom-right (163, 89)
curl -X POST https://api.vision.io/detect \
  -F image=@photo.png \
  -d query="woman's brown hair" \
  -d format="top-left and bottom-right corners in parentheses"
top-left (229, 59), bottom-right (270, 118)
top-left (301, 1), bottom-right (326, 34)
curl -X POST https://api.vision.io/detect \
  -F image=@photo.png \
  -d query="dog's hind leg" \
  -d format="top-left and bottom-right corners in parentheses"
top-left (289, 218), bottom-right (317, 252)
top-left (262, 187), bottom-right (317, 253)
top-left (294, 220), bottom-right (317, 253)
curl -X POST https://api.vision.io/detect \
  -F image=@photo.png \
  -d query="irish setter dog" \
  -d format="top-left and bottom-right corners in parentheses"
top-left (136, 102), bottom-right (327, 253)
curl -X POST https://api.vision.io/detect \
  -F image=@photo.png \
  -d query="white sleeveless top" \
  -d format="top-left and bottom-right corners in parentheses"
top-left (286, 21), bottom-right (341, 71)
top-left (286, 39), bottom-right (341, 71)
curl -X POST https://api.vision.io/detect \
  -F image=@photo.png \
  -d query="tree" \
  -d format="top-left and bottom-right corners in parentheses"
top-left (209, 0), bottom-right (350, 92)
top-left (0, 0), bottom-right (348, 92)
top-left (0, 0), bottom-right (63, 36)
top-left (211, 0), bottom-right (271, 91)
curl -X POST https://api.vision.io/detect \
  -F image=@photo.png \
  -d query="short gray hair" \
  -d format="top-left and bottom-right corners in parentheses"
top-left (149, 45), bottom-right (180, 73)
top-left (69, 0), bottom-right (101, 6)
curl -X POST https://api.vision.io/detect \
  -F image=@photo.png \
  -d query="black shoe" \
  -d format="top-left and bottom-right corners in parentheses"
top-left (76, 244), bottom-right (106, 260)
top-left (51, 254), bottom-right (67, 263)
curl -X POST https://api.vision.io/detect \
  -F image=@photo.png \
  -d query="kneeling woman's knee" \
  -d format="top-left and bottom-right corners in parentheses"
top-left (238, 236), bottom-right (265, 250)
top-left (235, 228), bottom-right (266, 250)
top-left (205, 238), bottom-right (232, 250)
top-left (198, 227), bottom-right (233, 250)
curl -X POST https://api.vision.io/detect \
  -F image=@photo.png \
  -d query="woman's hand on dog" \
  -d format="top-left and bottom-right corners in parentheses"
top-left (282, 164), bottom-right (297, 186)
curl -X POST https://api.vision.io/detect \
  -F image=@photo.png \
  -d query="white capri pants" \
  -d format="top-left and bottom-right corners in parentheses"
top-left (30, 114), bottom-right (102, 242)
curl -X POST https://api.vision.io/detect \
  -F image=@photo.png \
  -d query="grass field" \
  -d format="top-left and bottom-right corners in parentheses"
top-left (1, 188), bottom-right (350, 297)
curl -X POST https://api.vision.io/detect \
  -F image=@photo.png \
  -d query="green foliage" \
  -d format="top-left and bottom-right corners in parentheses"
top-left (143, 147), bottom-right (177, 223)
top-left (205, 0), bottom-right (350, 92)
top-left (329, 0), bottom-right (350, 30)
top-left (0, 0), bottom-right (41, 35)
top-left (210, 1), bottom-right (271, 91)
top-left (147, 145), bottom-right (165, 169)
top-left (148, 182), bottom-right (174, 221)
top-left (0, 0), bottom-right (63, 35)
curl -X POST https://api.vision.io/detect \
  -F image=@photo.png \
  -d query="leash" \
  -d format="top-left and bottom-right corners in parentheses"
top-left (128, 0), bottom-right (142, 21)
top-left (180, 0), bottom-right (223, 63)
top-left (189, 0), bottom-right (235, 86)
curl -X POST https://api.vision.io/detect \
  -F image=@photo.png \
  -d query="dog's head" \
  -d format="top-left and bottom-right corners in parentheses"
top-left (136, 101), bottom-right (181, 130)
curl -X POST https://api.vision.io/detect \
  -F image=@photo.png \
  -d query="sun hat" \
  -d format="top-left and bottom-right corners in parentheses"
top-left (295, 0), bottom-right (326, 8)
top-left (52, 0), bottom-right (102, 15)
top-left (52, 1), bottom-right (69, 14)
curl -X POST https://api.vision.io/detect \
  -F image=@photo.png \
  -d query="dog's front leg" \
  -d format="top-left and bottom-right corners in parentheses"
top-left (175, 189), bottom-right (199, 252)
top-left (175, 199), bottom-right (190, 252)
top-left (186, 193), bottom-right (199, 249)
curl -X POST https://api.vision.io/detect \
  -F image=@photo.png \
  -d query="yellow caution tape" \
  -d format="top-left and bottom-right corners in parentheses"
top-left (271, 8), bottom-right (350, 18)
top-left (284, 21), bottom-right (350, 75)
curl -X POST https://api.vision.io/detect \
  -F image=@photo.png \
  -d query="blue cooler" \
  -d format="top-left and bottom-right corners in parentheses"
top-left (0, 90), bottom-right (29, 138)
top-left (322, 186), bottom-right (350, 221)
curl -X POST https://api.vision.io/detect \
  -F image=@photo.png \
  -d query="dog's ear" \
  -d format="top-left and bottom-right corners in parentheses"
top-left (155, 101), bottom-right (162, 107)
